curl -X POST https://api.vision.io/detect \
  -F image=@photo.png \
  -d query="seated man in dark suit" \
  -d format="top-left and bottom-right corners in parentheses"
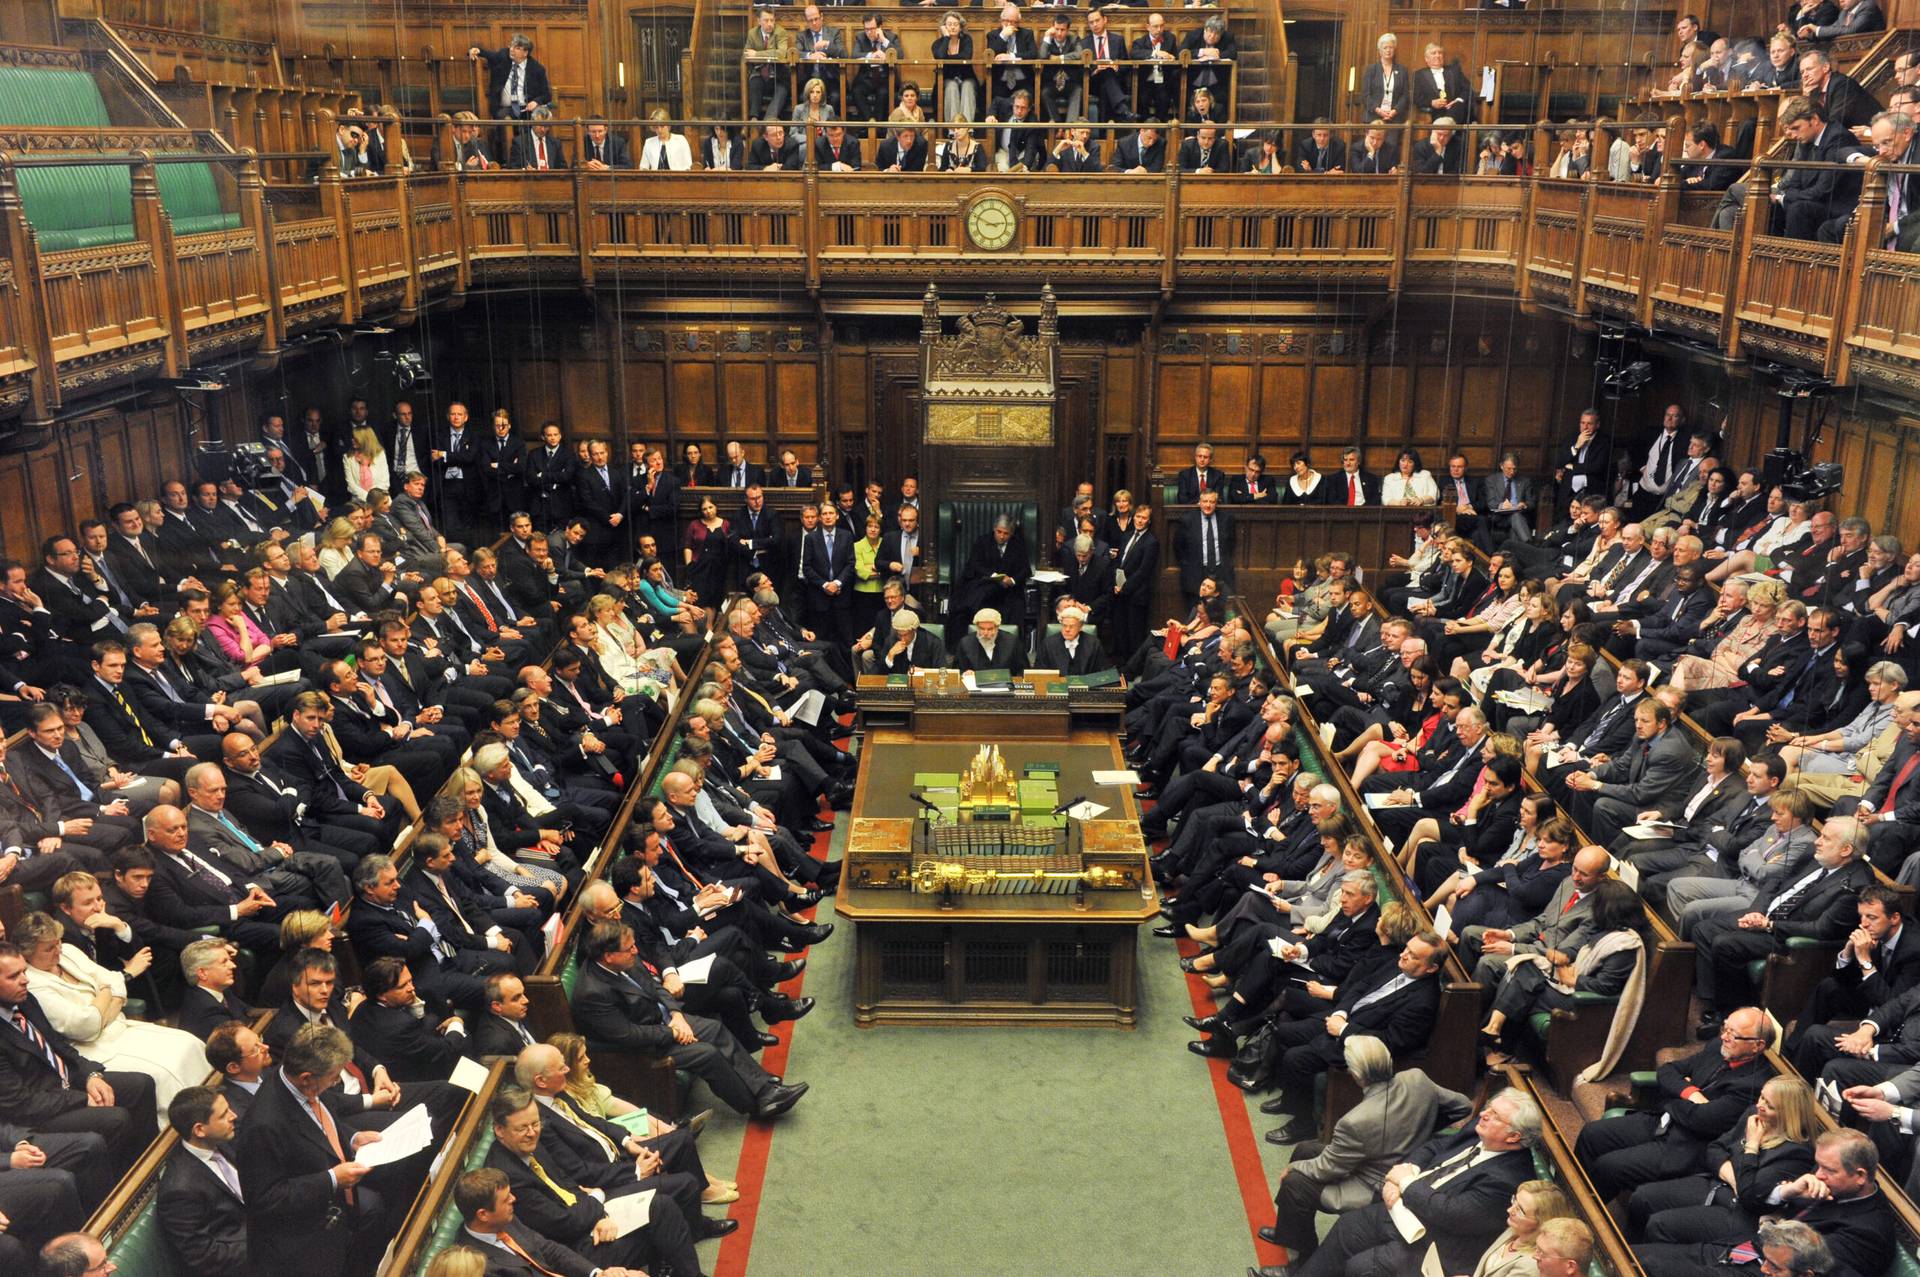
top-left (0, 941), bottom-right (157, 1173)
top-left (347, 956), bottom-right (471, 1084)
top-left (203, 1020), bottom-right (269, 1122)
top-left (480, 1088), bottom-right (690, 1276)
top-left (0, 1121), bottom-right (111, 1269)
top-left (1274, 1085), bottom-right (1541, 1277)
top-left (1263, 931), bottom-right (1447, 1093)
top-left (1692, 817), bottom-right (1878, 1033)
top-left (569, 920), bottom-right (807, 1120)
top-left (1574, 1004), bottom-right (1772, 1200)
top-left (471, 971), bottom-right (540, 1058)
top-left (345, 853), bottom-right (509, 1015)
top-left (157, 1086), bottom-right (248, 1269)
top-left (454, 1165), bottom-right (643, 1277)
top-left (515, 1041), bottom-right (734, 1245)
top-left (1632, 1131), bottom-right (1895, 1277)
top-left (407, 831), bottom-right (542, 977)
top-left (579, 120), bottom-right (632, 170)
top-left (507, 107), bottom-right (569, 170)
top-left (1108, 125), bottom-right (1167, 173)
top-left (1411, 120), bottom-right (1462, 173)
top-left (176, 936), bottom-right (254, 1041)
top-left (1292, 119), bottom-right (1347, 172)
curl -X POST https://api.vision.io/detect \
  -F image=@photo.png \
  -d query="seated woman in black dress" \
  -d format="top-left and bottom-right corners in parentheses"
top-left (1479, 877), bottom-right (1646, 1069)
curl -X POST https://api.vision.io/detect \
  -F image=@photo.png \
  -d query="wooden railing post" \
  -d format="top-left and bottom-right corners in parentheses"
top-left (1640, 165), bottom-right (1681, 329)
top-left (1829, 168), bottom-right (1886, 386)
top-left (128, 152), bottom-right (185, 377)
top-left (234, 147), bottom-right (279, 357)
top-left (1725, 167), bottom-right (1773, 359)
top-left (0, 158), bottom-right (56, 424)
top-left (1162, 122), bottom-right (1180, 298)
top-left (803, 116), bottom-right (820, 294)
top-left (572, 119), bottom-right (593, 288)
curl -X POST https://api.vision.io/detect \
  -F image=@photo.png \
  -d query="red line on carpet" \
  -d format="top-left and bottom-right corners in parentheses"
top-left (1143, 782), bottom-right (1285, 1270)
top-left (1176, 936), bottom-right (1289, 1268)
top-left (712, 810), bottom-right (833, 1277)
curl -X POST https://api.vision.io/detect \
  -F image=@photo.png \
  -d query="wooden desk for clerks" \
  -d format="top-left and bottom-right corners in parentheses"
top-left (835, 727), bottom-right (1158, 1027)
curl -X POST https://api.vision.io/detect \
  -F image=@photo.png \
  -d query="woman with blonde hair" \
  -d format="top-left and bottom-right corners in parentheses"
top-left (345, 425), bottom-right (389, 502)
top-left (792, 76), bottom-right (835, 136)
top-left (551, 1031), bottom-right (740, 1203)
top-left (424, 1248), bottom-right (488, 1277)
top-left (1669, 579), bottom-right (1787, 692)
top-left (641, 106), bottom-right (693, 170)
top-left (316, 515), bottom-right (357, 577)
top-left (15, 911), bottom-right (207, 1125)
top-left (1466, 1181), bottom-right (1578, 1277)
top-left (1626, 1074), bottom-right (1818, 1239)
top-left (440, 768), bottom-right (571, 896)
top-left (587, 592), bottom-right (664, 695)
top-left (257, 908), bottom-right (339, 1008)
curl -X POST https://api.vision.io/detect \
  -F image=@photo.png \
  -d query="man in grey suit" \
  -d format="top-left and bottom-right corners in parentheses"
top-left (1566, 698), bottom-right (1700, 844)
top-left (183, 763), bottom-right (351, 910)
top-left (1459, 844), bottom-right (1610, 992)
top-left (1259, 1037), bottom-right (1474, 1264)
top-left (1475, 451), bottom-right (1538, 552)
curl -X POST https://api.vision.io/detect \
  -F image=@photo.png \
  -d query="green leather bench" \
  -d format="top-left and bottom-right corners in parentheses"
top-left (407, 1125), bottom-right (498, 1276)
top-left (0, 66), bottom-right (112, 128)
top-left (17, 153), bottom-right (238, 252)
top-left (105, 1177), bottom-right (191, 1277)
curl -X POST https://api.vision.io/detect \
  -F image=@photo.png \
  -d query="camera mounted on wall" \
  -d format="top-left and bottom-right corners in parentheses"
top-left (1756, 363), bottom-right (1842, 504)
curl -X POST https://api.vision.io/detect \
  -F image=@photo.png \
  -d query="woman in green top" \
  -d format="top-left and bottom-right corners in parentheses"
top-left (853, 513), bottom-right (886, 598)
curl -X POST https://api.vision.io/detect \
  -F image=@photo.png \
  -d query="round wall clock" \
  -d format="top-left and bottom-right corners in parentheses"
top-left (966, 195), bottom-right (1018, 250)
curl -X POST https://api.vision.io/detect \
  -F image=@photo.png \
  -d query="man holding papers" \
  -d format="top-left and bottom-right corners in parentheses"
top-left (1265, 1087), bottom-right (1539, 1277)
top-left (481, 1086), bottom-right (697, 1277)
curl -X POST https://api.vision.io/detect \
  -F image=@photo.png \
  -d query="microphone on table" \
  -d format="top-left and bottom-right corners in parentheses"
top-left (1052, 795), bottom-right (1086, 816)
top-left (910, 792), bottom-right (941, 812)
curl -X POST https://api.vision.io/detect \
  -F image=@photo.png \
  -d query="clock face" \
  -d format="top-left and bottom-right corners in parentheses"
top-left (967, 195), bottom-right (1018, 250)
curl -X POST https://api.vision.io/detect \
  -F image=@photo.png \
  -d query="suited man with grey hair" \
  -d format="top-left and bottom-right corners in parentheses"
top-left (1259, 1037), bottom-right (1474, 1264)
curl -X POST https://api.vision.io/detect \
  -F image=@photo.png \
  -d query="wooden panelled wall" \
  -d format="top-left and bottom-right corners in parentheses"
top-left (412, 300), bottom-right (1591, 512)
top-left (1151, 308), bottom-right (1587, 482)
top-left (0, 401), bottom-right (189, 562)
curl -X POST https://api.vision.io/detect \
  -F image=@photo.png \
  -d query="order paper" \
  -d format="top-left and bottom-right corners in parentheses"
top-left (355, 1103), bottom-right (434, 1167)
top-left (604, 1189), bottom-right (660, 1237)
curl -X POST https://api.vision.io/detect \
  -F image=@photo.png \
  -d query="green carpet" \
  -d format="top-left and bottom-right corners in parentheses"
top-left (682, 821), bottom-right (1300, 1276)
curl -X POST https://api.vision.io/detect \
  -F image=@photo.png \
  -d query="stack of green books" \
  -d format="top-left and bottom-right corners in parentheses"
top-left (1017, 778), bottom-right (1059, 813)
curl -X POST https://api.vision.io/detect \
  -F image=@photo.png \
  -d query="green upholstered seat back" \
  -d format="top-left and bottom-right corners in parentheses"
top-left (0, 66), bottom-right (112, 128)
top-left (560, 943), bottom-right (581, 999)
top-left (16, 159), bottom-right (135, 250)
top-left (936, 500), bottom-right (1038, 585)
top-left (107, 1182), bottom-right (189, 1277)
top-left (409, 1126), bottom-right (497, 1275)
top-left (155, 154), bottom-right (240, 237)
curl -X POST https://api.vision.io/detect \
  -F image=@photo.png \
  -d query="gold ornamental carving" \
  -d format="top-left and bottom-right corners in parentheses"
top-left (925, 403), bottom-right (1052, 444)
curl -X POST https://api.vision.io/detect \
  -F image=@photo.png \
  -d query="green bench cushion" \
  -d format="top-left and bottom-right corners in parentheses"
top-left (412, 1126), bottom-right (497, 1275)
top-left (107, 1183), bottom-right (190, 1277)
top-left (18, 153), bottom-right (235, 252)
top-left (0, 66), bottom-right (112, 128)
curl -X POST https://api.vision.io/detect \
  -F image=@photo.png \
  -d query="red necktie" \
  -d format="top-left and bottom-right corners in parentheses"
top-left (535, 138), bottom-right (547, 169)
top-left (1885, 751), bottom-right (1920, 812)
top-left (1560, 890), bottom-right (1584, 916)
top-left (465, 585), bottom-right (497, 630)
top-left (1349, 476), bottom-right (1359, 505)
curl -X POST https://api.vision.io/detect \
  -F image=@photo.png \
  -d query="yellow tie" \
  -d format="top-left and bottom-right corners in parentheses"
top-left (552, 1096), bottom-right (619, 1160)
top-left (114, 689), bottom-right (154, 748)
top-left (526, 1156), bottom-right (577, 1207)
